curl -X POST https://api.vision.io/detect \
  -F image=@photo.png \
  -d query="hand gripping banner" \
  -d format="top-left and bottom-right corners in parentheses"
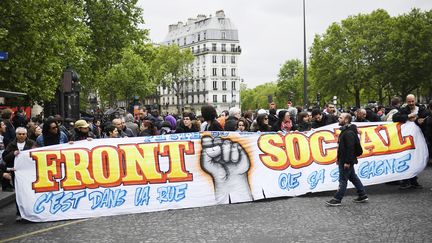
top-left (14, 122), bottom-right (428, 222)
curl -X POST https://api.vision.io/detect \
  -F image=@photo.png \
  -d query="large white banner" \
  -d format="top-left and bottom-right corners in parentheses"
top-left (14, 122), bottom-right (428, 222)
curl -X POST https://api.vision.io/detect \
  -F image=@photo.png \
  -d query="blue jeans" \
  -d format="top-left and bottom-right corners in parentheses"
top-left (334, 163), bottom-right (366, 201)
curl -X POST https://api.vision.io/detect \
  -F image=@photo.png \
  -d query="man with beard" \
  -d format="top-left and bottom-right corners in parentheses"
top-left (36, 118), bottom-right (69, 147)
top-left (70, 120), bottom-right (95, 141)
top-left (393, 94), bottom-right (427, 189)
top-left (326, 113), bottom-right (368, 206)
top-left (311, 108), bottom-right (337, 128)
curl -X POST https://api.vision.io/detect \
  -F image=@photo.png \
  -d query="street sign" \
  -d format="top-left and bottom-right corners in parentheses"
top-left (0, 51), bottom-right (8, 60)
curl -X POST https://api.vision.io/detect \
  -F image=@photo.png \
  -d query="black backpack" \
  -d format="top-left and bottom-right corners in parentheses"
top-left (354, 133), bottom-right (363, 157)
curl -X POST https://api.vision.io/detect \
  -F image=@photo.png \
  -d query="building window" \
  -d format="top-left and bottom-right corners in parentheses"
top-left (196, 68), bottom-right (199, 78)
top-left (202, 56), bottom-right (205, 64)
top-left (221, 44), bottom-right (226, 52)
top-left (231, 68), bottom-right (236, 77)
top-left (213, 81), bottom-right (217, 90)
top-left (222, 68), bottom-right (226, 77)
top-left (212, 68), bottom-right (217, 76)
top-left (212, 43), bottom-right (217, 51)
top-left (212, 55), bottom-right (217, 63)
top-left (191, 47), bottom-right (194, 53)
top-left (213, 95), bottom-right (218, 103)
top-left (197, 45), bottom-right (200, 53)
top-left (184, 37), bottom-right (186, 45)
top-left (222, 95), bottom-right (227, 102)
top-left (222, 81), bottom-right (227, 90)
top-left (222, 55), bottom-right (226, 63)
top-left (231, 44), bottom-right (235, 52)
top-left (203, 44), bottom-right (206, 52)
top-left (232, 81), bottom-right (236, 90)
top-left (204, 31), bottom-right (207, 40)
top-left (202, 68), bottom-right (205, 77)
top-left (198, 33), bottom-right (201, 41)
top-left (231, 56), bottom-right (236, 64)
top-left (221, 32), bottom-right (226, 39)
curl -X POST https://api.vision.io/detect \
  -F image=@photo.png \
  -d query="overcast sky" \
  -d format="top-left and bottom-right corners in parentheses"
top-left (139, 0), bottom-right (431, 88)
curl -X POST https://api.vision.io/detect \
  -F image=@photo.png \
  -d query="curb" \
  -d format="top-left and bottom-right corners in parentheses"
top-left (0, 192), bottom-right (15, 209)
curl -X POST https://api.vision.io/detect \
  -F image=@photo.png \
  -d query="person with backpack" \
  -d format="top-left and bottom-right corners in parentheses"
top-left (326, 113), bottom-right (368, 206)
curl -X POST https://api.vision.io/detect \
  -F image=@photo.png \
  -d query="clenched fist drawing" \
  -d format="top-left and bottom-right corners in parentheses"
top-left (200, 136), bottom-right (253, 204)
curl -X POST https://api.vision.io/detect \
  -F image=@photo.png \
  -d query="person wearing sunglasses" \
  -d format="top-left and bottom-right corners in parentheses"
top-left (36, 117), bottom-right (68, 147)
top-left (256, 114), bottom-right (272, 132)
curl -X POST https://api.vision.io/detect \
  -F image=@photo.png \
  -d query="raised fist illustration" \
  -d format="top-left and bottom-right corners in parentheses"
top-left (200, 136), bottom-right (253, 204)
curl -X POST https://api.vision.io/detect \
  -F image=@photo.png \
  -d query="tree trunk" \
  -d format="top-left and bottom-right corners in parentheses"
top-left (355, 88), bottom-right (361, 108)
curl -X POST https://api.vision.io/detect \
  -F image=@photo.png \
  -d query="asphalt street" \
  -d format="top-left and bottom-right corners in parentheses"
top-left (1, 166), bottom-right (432, 243)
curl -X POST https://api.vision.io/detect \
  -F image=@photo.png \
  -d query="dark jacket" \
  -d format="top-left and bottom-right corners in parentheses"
top-left (337, 124), bottom-right (359, 166)
top-left (224, 116), bottom-right (238, 131)
top-left (70, 129), bottom-right (96, 141)
top-left (297, 121), bottom-right (312, 132)
top-left (176, 122), bottom-right (199, 133)
top-left (2, 138), bottom-right (36, 167)
top-left (121, 127), bottom-right (135, 137)
top-left (3, 120), bottom-right (15, 148)
top-left (203, 120), bottom-right (223, 131)
top-left (312, 113), bottom-right (337, 129)
top-left (392, 105), bottom-right (428, 124)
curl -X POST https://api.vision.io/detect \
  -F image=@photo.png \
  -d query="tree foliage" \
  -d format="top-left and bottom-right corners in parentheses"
top-left (102, 46), bottom-right (152, 104)
top-left (309, 8), bottom-right (432, 107)
top-left (275, 59), bottom-right (304, 107)
top-left (151, 45), bottom-right (194, 114)
top-left (0, 0), bottom-right (89, 103)
top-left (241, 82), bottom-right (278, 111)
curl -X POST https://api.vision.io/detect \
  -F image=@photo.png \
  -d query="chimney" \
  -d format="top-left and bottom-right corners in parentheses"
top-left (197, 14), bottom-right (206, 21)
top-left (169, 24), bottom-right (177, 32)
top-left (216, 10), bottom-right (225, 18)
top-left (187, 18), bottom-right (196, 25)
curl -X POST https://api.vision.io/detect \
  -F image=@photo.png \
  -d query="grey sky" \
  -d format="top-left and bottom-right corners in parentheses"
top-left (139, 0), bottom-right (432, 88)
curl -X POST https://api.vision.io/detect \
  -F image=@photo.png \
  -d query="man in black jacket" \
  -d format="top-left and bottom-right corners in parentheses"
top-left (224, 107), bottom-right (241, 131)
top-left (311, 108), bottom-right (337, 128)
top-left (2, 127), bottom-right (36, 221)
top-left (326, 113), bottom-right (368, 206)
top-left (392, 94), bottom-right (427, 189)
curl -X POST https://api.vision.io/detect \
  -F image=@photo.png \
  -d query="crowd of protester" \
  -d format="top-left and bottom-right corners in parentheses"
top-left (0, 95), bottom-right (432, 221)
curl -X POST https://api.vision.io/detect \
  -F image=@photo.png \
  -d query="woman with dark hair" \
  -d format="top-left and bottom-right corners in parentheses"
top-left (272, 110), bottom-right (294, 132)
top-left (139, 120), bottom-right (158, 136)
top-left (256, 114), bottom-right (272, 132)
top-left (36, 118), bottom-right (68, 147)
top-left (104, 124), bottom-right (119, 138)
top-left (297, 112), bottom-right (312, 132)
top-left (201, 105), bottom-right (223, 131)
top-left (236, 117), bottom-right (249, 132)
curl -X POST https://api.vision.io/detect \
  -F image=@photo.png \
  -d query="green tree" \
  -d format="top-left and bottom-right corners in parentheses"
top-left (102, 46), bottom-right (153, 105)
top-left (310, 9), bottom-right (393, 107)
top-left (385, 9), bottom-right (432, 98)
top-left (151, 45), bottom-right (194, 114)
top-left (0, 0), bottom-right (89, 103)
top-left (240, 82), bottom-right (277, 111)
top-left (83, 0), bottom-right (148, 99)
top-left (275, 59), bottom-right (304, 107)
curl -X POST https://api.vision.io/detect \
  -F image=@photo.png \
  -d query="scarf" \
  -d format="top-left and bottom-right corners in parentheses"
top-left (280, 118), bottom-right (292, 132)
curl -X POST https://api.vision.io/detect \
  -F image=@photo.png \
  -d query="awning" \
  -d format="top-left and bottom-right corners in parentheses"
top-left (0, 89), bottom-right (27, 98)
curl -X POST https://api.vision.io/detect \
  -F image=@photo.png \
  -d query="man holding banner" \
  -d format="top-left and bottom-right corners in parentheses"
top-left (326, 113), bottom-right (368, 206)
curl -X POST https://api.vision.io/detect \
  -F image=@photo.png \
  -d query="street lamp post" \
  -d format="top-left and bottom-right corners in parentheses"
top-left (303, 0), bottom-right (309, 109)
